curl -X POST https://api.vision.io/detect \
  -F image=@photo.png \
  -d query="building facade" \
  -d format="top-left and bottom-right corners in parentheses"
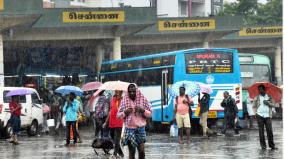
top-left (44, 0), bottom-right (223, 17)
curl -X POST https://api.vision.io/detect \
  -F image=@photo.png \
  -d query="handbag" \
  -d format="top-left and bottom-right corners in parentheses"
top-left (194, 103), bottom-right (201, 117)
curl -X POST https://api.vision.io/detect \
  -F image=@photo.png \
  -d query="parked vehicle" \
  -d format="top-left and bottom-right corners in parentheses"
top-left (0, 87), bottom-right (43, 137)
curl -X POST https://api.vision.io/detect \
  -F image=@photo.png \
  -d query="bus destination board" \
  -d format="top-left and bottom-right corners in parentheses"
top-left (185, 52), bottom-right (233, 74)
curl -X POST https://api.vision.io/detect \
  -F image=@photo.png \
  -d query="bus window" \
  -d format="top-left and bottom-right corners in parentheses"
top-left (240, 64), bottom-right (270, 88)
top-left (162, 55), bottom-right (175, 66)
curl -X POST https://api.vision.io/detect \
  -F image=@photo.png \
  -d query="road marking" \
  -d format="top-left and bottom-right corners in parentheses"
top-left (147, 153), bottom-right (228, 157)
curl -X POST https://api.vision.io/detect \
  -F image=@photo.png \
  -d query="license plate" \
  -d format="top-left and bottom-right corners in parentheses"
top-left (208, 111), bottom-right (217, 118)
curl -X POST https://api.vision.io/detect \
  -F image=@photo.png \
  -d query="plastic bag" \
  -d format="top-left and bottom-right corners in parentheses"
top-left (170, 124), bottom-right (178, 137)
top-left (61, 115), bottom-right (66, 127)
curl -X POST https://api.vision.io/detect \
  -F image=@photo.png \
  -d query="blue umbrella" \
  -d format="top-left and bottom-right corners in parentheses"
top-left (170, 81), bottom-right (201, 97)
top-left (55, 85), bottom-right (83, 96)
top-left (6, 88), bottom-right (35, 97)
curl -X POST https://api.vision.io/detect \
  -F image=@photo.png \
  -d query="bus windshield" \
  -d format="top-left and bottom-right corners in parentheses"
top-left (240, 64), bottom-right (271, 88)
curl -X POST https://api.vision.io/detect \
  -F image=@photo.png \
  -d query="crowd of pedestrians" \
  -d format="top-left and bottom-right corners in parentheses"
top-left (7, 83), bottom-right (278, 158)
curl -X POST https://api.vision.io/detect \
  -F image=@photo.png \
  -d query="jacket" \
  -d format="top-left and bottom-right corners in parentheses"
top-left (63, 99), bottom-right (79, 121)
top-left (198, 94), bottom-right (210, 114)
top-left (221, 95), bottom-right (238, 115)
top-left (252, 94), bottom-right (276, 118)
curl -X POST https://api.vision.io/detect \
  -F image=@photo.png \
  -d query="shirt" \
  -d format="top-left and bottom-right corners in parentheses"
top-left (109, 97), bottom-right (123, 128)
top-left (117, 91), bottom-right (152, 129)
top-left (257, 94), bottom-right (270, 118)
top-left (63, 99), bottom-right (79, 121)
top-left (175, 96), bottom-right (192, 115)
top-left (9, 102), bottom-right (21, 116)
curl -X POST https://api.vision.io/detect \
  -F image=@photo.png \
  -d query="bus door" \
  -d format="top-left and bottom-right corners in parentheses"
top-left (161, 69), bottom-right (168, 122)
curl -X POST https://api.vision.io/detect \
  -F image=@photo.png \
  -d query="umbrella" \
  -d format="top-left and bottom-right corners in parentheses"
top-left (55, 85), bottom-right (83, 96)
top-left (170, 81), bottom-right (201, 97)
top-left (98, 81), bottom-right (130, 91)
top-left (81, 82), bottom-right (102, 92)
top-left (248, 82), bottom-right (282, 103)
top-left (88, 81), bottom-right (129, 109)
top-left (197, 82), bottom-right (213, 94)
top-left (6, 88), bottom-right (35, 97)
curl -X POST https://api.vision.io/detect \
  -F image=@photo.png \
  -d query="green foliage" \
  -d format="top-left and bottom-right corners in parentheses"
top-left (218, 0), bottom-right (282, 25)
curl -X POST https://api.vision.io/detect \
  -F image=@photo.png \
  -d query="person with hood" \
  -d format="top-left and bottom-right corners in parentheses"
top-left (117, 84), bottom-right (152, 159)
top-left (220, 91), bottom-right (239, 135)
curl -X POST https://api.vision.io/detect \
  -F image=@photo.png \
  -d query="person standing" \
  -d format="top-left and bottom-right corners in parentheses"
top-left (94, 91), bottom-right (110, 138)
top-left (9, 96), bottom-right (22, 145)
top-left (246, 97), bottom-right (255, 129)
top-left (76, 96), bottom-right (84, 143)
top-left (103, 90), bottom-right (124, 158)
top-left (174, 86), bottom-right (193, 144)
top-left (63, 92), bottom-right (79, 146)
top-left (198, 92), bottom-right (213, 137)
top-left (220, 91), bottom-right (239, 135)
top-left (53, 92), bottom-right (63, 135)
top-left (117, 84), bottom-right (152, 159)
top-left (253, 85), bottom-right (277, 150)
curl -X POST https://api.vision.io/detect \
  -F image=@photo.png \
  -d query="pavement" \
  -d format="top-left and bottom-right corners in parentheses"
top-left (0, 120), bottom-right (282, 159)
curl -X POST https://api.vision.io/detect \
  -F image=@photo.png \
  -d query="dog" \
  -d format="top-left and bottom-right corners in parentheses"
top-left (91, 138), bottom-right (114, 156)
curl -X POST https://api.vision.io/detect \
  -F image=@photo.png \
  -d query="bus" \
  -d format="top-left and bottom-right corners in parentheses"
top-left (239, 53), bottom-right (272, 108)
top-left (100, 48), bottom-right (242, 125)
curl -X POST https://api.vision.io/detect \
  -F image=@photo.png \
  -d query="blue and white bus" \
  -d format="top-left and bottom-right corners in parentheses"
top-left (100, 48), bottom-right (242, 125)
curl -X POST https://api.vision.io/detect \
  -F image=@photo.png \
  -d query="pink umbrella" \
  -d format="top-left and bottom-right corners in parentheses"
top-left (98, 81), bottom-right (130, 91)
top-left (197, 82), bottom-right (213, 94)
top-left (82, 82), bottom-right (102, 92)
top-left (88, 81), bottom-right (130, 109)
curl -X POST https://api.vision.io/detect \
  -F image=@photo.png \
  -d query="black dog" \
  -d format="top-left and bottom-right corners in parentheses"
top-left (91, 138), bottom-right (114, 156)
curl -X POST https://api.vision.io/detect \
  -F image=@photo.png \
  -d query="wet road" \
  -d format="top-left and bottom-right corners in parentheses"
top-left (0, 120), bottom-right (282, 159)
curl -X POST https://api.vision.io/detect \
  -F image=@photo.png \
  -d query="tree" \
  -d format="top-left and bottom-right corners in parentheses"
top-left (218, 0), bottom-right (282, 25)
top-left (256, 0), bottom-right (282, 25)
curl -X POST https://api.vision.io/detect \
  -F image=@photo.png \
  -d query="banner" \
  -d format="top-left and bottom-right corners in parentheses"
top-left (158, 19), bottom-right (215, 31)
top-left (239, 26), bottom-right (282, 36)
top-left (63, 11), bottom-right (125, 23)
top-left (0, 0), bottom-right (3, 10)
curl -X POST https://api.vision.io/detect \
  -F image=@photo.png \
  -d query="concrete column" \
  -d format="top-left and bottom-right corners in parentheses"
top-left (0, 34), bottom-right (4, 86)
top-left (203, 41), bottom-right (209, 48)
top-left (112, 37), bottom-right (121, 60)
top-left (275, 45), bottom-right (282, 85)
top-left (96, 44), bottom-right (104, 75)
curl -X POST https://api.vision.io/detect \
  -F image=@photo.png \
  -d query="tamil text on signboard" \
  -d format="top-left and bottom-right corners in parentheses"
top-left (158, 19), bottom-right (215, 31)
top-left (239, 26), bottom-right (282, 36)
top-left (185, 52), bottom-right (233, 74)
top-left (63, 11), bottom-right (125, 23)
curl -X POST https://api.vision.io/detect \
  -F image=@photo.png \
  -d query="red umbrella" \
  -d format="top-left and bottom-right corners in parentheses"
top-left (248, 82), bottom-right (282, 103)
top-left (81, 82), bottom-right (102, 92)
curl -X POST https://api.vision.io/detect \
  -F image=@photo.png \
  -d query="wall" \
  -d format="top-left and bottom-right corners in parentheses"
top-left (191, 3), bottom-right (205, 17)
top-left (157, 0), bottom-right (179, 17)
top-left (83, 0), bottom-right (151, 8)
